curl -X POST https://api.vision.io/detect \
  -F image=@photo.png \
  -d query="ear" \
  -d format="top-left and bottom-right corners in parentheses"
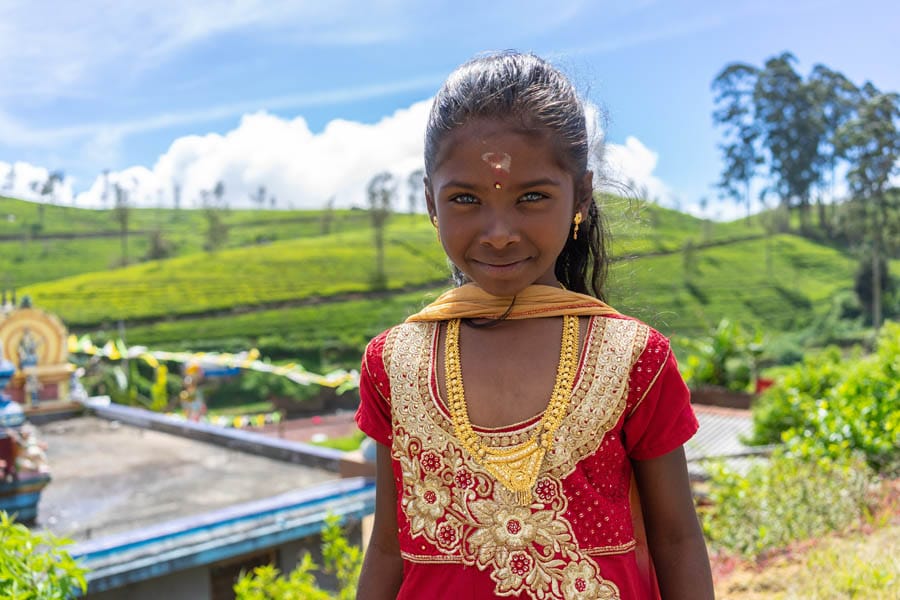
top-left (425, 176), bottom-right (436, 220)
top-left (576, 170), bottom-right (594, 215)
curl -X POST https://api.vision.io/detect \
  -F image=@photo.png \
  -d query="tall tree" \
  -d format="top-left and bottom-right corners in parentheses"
top-left (40, 171), bottom-right (64, 205)
top-left (407, 168), bottom-right (425, 214)
top-left (213, 180), bottom-right (226, 209)
top-left (835, 83), bottom-right (900, 330)
top-left (3, 165), bottom-right (16, 195)
top-left (101, 170), bottom-right (111, 208)
top-left (367, 172), bottom-right (396, 290)
top-left (250, 185), bottom-right (267, 209)
top-left (203, 182), bottom-right (229, 251)
top-left (321, 196), bottom-right (336, 235)
top-left (809, 64), bottom-right (859, 229)
top-left (712, 63), bottom-right (762, 223)
top-left (112, 183), bottom-right (131, 265)
top-left (754, 53), bottom-right (827, 231)
top-left (172, 181), bottom-right (182, 210)
top-left (203, 208), bottom-right (229, 251)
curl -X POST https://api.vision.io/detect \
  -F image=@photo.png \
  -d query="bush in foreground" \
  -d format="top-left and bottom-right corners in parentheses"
top-left (0, 511), bottom-right (87, 599)
top-left (234, 513), bottom-right (361, 599)
top-left (750, 321), bottom-right (900, 474)
top-left (700, 451), bottom-right (872, 558)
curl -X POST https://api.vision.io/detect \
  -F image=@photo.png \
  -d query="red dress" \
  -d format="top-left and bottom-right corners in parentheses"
top-left (356, 314), bottom-right (698, 599)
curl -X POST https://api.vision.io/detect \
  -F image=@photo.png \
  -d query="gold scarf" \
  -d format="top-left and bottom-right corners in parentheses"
top-left (405, 283), bottom-right (618, 322)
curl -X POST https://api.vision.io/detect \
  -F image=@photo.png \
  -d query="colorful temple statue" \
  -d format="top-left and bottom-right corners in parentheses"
top-left (0, 304), bottom-right (73, 404)
top-left (0, 354), bottom-right (51, 523)
top-left (179, 363), bottom-right (207, 421)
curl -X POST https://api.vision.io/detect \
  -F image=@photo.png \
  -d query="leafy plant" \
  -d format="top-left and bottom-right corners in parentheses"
top-left (0, 511), bottom-right (88, 599)
top-left (700, 451), bottom-right (871, 558)
top-left (679, 319), bottom-right (764, 392)
top-left (234, 513), bottom-right (361, 599)
top-left (309, 429), bottom-right (366, 452)
top-left (750, 322), bottom-right (900, 473)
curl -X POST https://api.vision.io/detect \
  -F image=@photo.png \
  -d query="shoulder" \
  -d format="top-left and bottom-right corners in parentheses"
top-left (594, 313), bottom-right (672, 364)
top-left (364, 321), bottom-right (436, 374)
top-left (364, 328), bottom-right (393, 365)
top-left (594, 314), bottom-right (675, 405)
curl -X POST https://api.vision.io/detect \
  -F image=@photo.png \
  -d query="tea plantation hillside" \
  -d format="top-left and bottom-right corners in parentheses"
top-left (0, 195), bottom-right (375, 286)
top-left (21, 221), bottom-right (449, 324)
top-left (118, 233), bottom-right (880, 367)
top-left (2, 194), bottom-right (891, 369)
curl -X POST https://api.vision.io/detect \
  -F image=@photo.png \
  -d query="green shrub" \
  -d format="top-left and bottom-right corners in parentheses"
top-left (700, 451), bottom-right (871, 558)
top-left (0, 511), bottom-right (88, 599)
top-left (679, 319), bottom-right (763, 392)
top-left (750, 322), bottom-right (900, 474)
top-left (234, 514), bottom-right (361, 599)
top-left (309, 430), bottom-right (366, 452)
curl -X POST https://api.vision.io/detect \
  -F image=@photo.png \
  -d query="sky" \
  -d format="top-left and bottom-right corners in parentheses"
top-left (0, 0), bottom-right (897, 219)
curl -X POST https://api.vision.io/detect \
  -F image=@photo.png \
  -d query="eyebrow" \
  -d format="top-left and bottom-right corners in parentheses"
top-left (440, 177), bottom-right (563, 192)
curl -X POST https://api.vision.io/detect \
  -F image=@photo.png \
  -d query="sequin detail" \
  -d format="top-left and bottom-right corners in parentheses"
top-left (384, 317), bottom-right (650, 599)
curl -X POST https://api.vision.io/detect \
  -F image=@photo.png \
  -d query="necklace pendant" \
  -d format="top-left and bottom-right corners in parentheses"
top-left (481, 440), bottom-right (546, 506)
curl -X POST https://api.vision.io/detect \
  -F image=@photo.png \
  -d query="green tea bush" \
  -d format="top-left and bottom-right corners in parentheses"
top-left (750, 322), bottom-right (900, 474)
top-left (234, 514), bottom-right (361, 600)
top-left (679, 319), bottom-right (763, 392)
top-left (700, 451), bottom-right (871, 558)
top-left (0, 512), bottom-right (88, 599)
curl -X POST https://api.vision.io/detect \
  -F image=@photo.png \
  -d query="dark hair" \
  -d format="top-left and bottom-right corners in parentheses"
top-left (425, 51), bottom-right (610, 300)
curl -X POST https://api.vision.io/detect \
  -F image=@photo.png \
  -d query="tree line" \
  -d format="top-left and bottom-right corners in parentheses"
top-left (713, 51), bottom-right (899, 328)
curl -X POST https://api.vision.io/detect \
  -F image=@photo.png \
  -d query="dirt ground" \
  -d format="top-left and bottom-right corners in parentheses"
top-left (712, 480), bottom-right (900, 599)
top-left (712, 524), bottom-right (899, 599)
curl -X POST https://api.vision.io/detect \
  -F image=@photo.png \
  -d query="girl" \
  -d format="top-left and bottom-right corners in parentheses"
top-left (355, 51), bottom-right (714, 600)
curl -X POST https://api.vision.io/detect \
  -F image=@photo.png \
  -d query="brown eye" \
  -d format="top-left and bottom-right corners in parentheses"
top-left (519, 192), bottom-right (548, 203)
top-left (450, 193), bottom-right (478, 204)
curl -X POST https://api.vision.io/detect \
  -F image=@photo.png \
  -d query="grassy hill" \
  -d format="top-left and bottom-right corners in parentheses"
top-left (21, 220), bottom-right (447, 324)
top-left (1, 194), bottom-right (890, 370)
top-left (0, 195), bottom-right (375, 287)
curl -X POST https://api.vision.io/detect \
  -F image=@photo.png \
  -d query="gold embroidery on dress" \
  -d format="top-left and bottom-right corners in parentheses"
top-left (443, 316), bottom-right (580, 505)
top-left (387, 318), bottom-right (647, 600)
top-left (585, 541), bottom-right (638, 557)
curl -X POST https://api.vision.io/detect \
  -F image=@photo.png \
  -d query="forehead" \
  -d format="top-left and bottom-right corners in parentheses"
top-left (432, 119), bottom-right (564, 175)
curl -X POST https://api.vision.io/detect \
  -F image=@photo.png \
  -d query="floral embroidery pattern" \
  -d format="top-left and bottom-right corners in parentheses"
top-left (387, 319), bottom-right (647, 600)
top-left (397, 430), bottom-right (613, 599)
top-left (561, 560), bottom-right (619, 599)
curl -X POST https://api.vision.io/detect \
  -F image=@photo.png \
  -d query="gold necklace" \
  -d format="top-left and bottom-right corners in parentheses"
top-left (444, 315), bottom-right (579, 505)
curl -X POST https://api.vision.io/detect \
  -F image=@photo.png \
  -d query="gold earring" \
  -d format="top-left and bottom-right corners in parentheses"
top-left (572, 212), bottom-right (583, 240)
top-left (431, 215), bottom-right (441, 243)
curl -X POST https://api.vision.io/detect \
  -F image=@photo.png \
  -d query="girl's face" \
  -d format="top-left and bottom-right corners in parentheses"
top-left (427, 118), bottom-right (590, 297)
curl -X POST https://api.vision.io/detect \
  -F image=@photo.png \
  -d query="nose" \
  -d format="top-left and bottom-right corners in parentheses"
top-left (479, 207), bottom-right (520, 249)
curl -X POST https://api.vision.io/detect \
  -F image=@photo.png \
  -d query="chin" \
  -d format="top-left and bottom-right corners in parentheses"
top-left (468, 279), bottom-right (532, 298)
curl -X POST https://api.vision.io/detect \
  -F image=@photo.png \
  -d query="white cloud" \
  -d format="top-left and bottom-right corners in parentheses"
top-left (601, 136), bottom-right (673, 204)
top-left (74, 101), bottom-right (432, 210)
top-left (7, 98), bottom-right (674, 218)
top-left (0, 161), bottom-right (75, 204)
top-left (2, 76), bottom-right (444, 152)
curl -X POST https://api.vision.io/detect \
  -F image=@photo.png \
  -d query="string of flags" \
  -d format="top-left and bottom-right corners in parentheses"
top-left (165, 409), bottom-right (284, 430)
top-left (67, 335), bottom-right (360, 392)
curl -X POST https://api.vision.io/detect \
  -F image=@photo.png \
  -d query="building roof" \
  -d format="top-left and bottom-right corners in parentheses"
top-left (37, 415), bottom-right (339, 543)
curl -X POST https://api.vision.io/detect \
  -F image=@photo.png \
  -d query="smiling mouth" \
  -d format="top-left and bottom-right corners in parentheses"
top-left (474, 258), bottom-right (529, 268)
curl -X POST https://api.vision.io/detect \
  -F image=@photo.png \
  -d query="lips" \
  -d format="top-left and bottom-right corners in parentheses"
top-left (472, 258), bottom-right (531, 271)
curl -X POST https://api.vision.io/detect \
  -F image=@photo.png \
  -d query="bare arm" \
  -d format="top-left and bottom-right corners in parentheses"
top-left (633, 446), bottom-right (714, 599)
top-left (357, 443), bottom-right (404, 599)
